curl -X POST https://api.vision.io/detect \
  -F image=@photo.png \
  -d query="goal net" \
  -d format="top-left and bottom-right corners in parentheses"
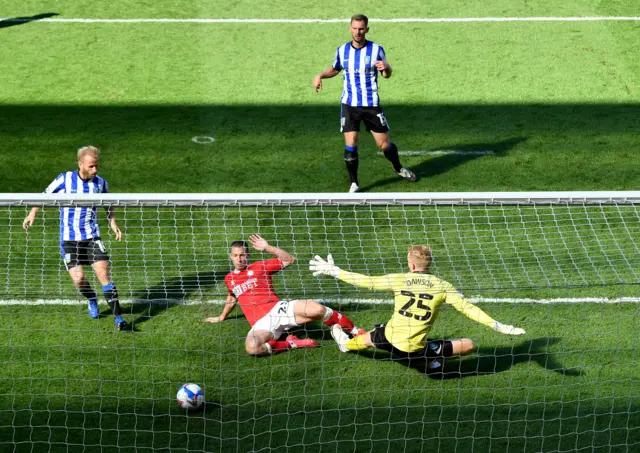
top-left (1, 192), bottom-right (639, 453)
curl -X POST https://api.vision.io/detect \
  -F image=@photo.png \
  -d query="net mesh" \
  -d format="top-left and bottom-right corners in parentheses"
top-left (0, 193), bottom-right (638, 453)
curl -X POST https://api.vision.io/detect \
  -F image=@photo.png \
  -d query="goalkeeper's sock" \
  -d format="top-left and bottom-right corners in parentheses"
top-left (345, 335), bottom-right (370, 352)
top-left (382, 142), bottom-right (403, 173)
top-left (323, 308), bottom-right (355, 332)
top-left (103, 282), bottom-right (122, 316)
top-left (344, 146), bottom-right (359, 184)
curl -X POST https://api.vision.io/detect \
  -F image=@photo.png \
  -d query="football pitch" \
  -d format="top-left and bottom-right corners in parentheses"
top-left (1, 1), bottom-right (640, 452)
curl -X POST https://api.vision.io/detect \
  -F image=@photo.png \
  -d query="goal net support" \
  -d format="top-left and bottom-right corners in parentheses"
top-left (1, 192), bottom-right (639, 453)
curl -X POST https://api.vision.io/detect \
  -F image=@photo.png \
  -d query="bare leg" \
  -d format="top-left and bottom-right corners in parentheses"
top-left (245, 329), bottom-right (276, 356)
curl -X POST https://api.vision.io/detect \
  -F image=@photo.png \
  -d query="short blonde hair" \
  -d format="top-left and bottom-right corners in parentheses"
top-left (77, 145), bottom-right (100, 161)
top-left (408, 245), bottom-right (432, 268)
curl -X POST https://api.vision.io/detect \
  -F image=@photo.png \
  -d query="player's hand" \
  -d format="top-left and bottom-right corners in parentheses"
top-left (313, 75), bottom-right (323, 92)
top-left (110, 220), bottom-right (122, 241)
top-left (492, 321), bottom-right (526, 336)
top-left (309, 254), bottom-right (340, 277)
top-left (374, 60), bottom-right (388, 72)
top-left (23, 216), bottom-right (35, 231)
top-left (203, 316), bottom-right (224, 323)
top-left (249, 234), bottom-right (268, 251)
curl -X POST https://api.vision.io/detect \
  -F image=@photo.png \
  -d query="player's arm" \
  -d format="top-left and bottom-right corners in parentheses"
top-left (102, 181), bottom-right (122, 240)
top-left (313, 66), bottom-right (340, 92)
top-left (23, 207), bottom-right (40, 230)
top-left (374, 46), bottom-right (392, 78)
top-left (249, 234), bottom-right (295, 268)
top-left (446, 287), bottom-right (525, 335)
top-left (106, 207), bottom-right (122, 241)
top-left (374, 60), bottom-right (392, 78)
top-left (204, 294), bottom-right (237, 323)
top-left (25, 174), bottom-right (66, 230)
top-left (309, 254), bottom-right (394, 291)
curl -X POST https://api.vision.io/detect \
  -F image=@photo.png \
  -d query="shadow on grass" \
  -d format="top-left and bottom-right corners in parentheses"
top-left (360, 136), bottom-right (527, 192)
top-left (355, 337), bottom-right (579, 378)
top-left (0, 13), bottom-right (58, 29)
top-left (1, 103), bottom-right (639, 192)
top-left (128, 271), bottom-right (228, 327)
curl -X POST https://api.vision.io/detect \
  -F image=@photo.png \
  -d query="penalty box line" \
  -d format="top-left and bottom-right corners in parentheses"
top-left (1, 17), bottom-right (640, 24)
top-left (1, 297), bottom-right (639, 306)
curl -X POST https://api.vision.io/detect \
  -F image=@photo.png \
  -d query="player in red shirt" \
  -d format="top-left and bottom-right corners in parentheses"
top-left (204, 234), bottom-right (360, 356)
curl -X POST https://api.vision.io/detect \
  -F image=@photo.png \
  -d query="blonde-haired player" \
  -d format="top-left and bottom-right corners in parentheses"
top-left (309, 245), bottom-right (525, 370)
top-left (23, 146), bottom-right (126, 329)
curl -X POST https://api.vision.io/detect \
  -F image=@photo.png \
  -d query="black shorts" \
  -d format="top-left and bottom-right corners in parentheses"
top-left (340, 104), bottom-right (390, 133)
top-left (370, 323), bottom-right (454, 360)
top-left (62, 238), bottom-right (110, 270)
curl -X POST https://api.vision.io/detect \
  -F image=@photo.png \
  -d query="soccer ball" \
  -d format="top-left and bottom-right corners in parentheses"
top-left (176, 383), bottom-right (204, 410)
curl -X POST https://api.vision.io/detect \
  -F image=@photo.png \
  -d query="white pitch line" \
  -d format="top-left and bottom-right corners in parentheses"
top-left (1, 297), bottom-right (639, 306)
top-left (1, 16), bottom-right (640, 24)
top-left (377, 150), bottom-right (495, 156)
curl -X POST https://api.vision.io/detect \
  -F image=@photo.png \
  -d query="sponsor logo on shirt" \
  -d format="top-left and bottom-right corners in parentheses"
top-left (232, 278), bottom-right (258, 297)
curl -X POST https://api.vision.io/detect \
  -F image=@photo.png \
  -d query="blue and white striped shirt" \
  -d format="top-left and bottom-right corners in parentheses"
top-left (44, 171), bottom-right (109, 242)
top-left (332, 40), bottom-right (387, 107)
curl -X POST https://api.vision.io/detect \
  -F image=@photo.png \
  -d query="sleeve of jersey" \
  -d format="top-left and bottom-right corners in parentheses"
top-left (378, 46), bottom-right (387, 62)
top-left (44, 174), bottom-right (65, 194)
top-left (103, 179), bottom-right (109, 193)
top-left (224, 275), bottom-right (234, 295)
top-left (445, 284), bottom-right (496, 328)
top-left (332, 48), bottom-right (342, 70)
top-left (261, 258), bottom-right (285, 274)
top-left (335, 270), bottom-right (395, 291)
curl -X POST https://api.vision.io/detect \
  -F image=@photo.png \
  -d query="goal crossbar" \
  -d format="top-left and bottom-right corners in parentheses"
top-left (4, 191), bottom-right (640, 206)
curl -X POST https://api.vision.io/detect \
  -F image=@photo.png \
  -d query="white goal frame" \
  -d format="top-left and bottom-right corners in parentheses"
top-left (3, 191), bottom-right (640, 206)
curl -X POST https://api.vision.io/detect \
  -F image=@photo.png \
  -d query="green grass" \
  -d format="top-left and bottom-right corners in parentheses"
top-left (1, 1), bottom-right (640, 452)
top-left (1, 303), bottom-right (639, 452)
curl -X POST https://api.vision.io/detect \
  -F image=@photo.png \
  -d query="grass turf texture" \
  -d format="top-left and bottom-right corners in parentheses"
top-left (1, 1), bottom-right (640, 452)
top-left (1, 303), bottom-right (639, 453)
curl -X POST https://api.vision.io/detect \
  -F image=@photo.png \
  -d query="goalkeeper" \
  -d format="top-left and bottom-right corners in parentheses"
top-left (309, 245), bottom-right (525, 368)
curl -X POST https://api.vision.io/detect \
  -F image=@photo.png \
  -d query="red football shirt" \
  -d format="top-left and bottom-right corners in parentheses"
top-left (225, 258), bottom-right (285, 326)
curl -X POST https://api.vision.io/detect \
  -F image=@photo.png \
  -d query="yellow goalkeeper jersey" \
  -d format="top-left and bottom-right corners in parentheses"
top-left (335, 270), bottom-right (497, 353)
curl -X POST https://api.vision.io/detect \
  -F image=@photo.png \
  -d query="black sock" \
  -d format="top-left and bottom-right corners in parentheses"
top-left (103, 282), bottom-right (121, 316)
top-left (344, 146), bottom-right (359, 185)
top-left (78, 281), bottom-right (97, 301)
top-left (383, 142), bottom-right (403, 173)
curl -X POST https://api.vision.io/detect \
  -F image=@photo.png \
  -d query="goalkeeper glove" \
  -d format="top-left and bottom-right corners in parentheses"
top-left (309, 254), bottom-right (341, 278)
top-left (492, 321), bottom-right (526, 336)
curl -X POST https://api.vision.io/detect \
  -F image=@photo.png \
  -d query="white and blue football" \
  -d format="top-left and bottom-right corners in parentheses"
top-left (176, 383), bottom-right (204, 410)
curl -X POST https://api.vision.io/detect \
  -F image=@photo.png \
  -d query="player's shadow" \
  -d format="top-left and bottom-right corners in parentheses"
top-left (358, 337), bottom-right (580, 378)
top-left (0, 13), bottom-right (58, 29)
top-left (127, 271), bottom-right (228, 326)
top-left (359, 136), bottom-right (527, 192)
top-left (429, 337), bottom-right (581, 378)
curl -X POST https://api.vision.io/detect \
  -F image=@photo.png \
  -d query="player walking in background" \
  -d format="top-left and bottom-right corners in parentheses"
top-left (23, 146), bottom-right (127, 330)
top-left (313, 13), bottom-right (416, 193)
top-left (204, 234), bottom-right (361, 356)
top-left (309, 245), bottom-right (525, 370)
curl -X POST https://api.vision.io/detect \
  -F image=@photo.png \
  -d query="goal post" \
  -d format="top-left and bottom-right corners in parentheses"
top-left (1, 191), bottom-right (639, 453)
